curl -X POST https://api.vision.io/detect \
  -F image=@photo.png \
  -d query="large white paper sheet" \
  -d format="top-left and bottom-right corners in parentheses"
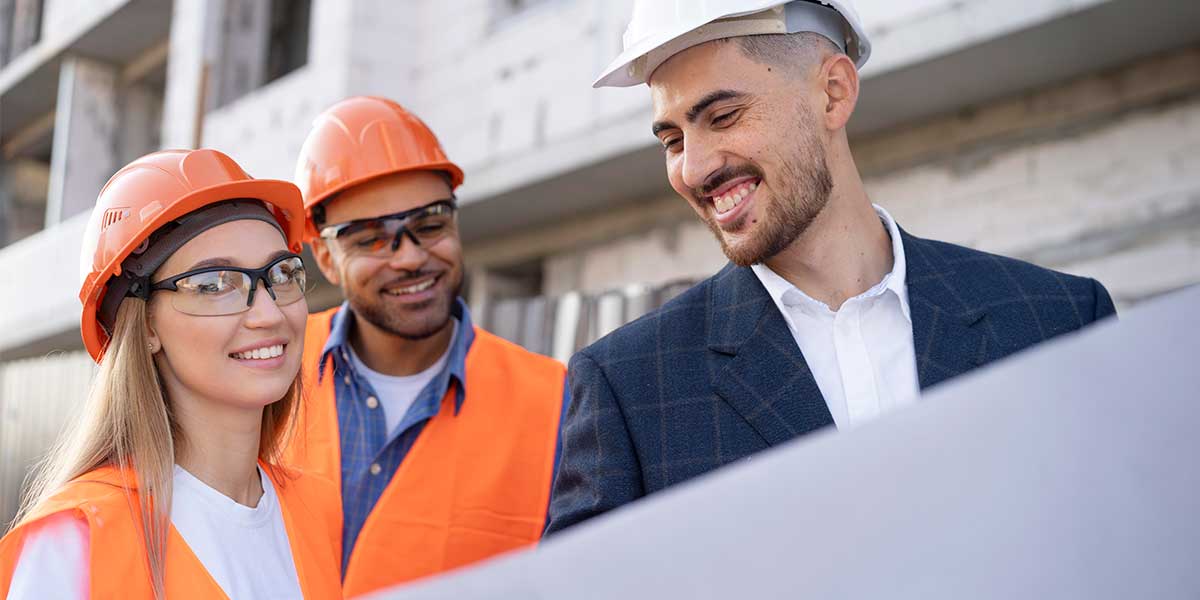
top-left (373, 285), bottom-right (1200, 600)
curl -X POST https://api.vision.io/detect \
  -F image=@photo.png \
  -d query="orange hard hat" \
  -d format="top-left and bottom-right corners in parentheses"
top-left (78, 148), bottom-right (306, 362)
top-left (293, 96), bottom-right (464, 239)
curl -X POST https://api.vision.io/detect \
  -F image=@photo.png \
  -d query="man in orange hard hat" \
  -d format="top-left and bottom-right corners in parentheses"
top-left (284, 96), bottom-right (568, 597)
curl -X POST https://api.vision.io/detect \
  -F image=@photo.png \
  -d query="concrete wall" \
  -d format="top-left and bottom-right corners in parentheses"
top-left (39, 0), bottom-right (125, 41)
top-left (44, 55), bottom-right (119, 225)
top-left (865, 46), bottom-right (1200, 306)
top-left (195, 0), bottom-right (352, 179)
top-left (0, 210), bottom-right (87, 357)
top-left (0, 159), bottom-right (49, 246)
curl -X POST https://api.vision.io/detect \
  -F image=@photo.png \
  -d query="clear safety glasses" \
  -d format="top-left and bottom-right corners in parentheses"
top-left (148, 254), bottom-right (307, 317)
top-left (318, 198), bottom-right (457, 259)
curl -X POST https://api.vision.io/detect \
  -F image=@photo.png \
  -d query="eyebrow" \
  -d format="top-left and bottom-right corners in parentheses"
top-left (185, 249), bottom-right (292, 271)
top-left (651, 89), bottom-right (746, 137)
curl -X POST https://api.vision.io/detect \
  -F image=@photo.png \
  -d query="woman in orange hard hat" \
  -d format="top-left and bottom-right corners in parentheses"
top-left (0, 149), bottom-right (340, 599)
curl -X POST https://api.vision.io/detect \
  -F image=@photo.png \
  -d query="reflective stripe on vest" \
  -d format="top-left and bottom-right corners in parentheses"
top-left (287, 307), bottom-right (565, 598)
top-left (0, 465), bottom-right (341, 598)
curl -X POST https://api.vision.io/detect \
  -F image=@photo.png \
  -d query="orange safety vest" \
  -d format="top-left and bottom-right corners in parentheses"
top-left (0, 464), bottom-right (340, 599)
top-left (284, 307), bottom-right (565, 598)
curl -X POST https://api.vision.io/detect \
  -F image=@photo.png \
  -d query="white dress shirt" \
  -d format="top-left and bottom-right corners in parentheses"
top-left (751, 205), bottom-right (920, 430)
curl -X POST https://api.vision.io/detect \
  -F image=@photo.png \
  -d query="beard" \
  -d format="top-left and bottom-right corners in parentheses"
top-left (700, 112), bottom-right (833, 267)
top-left (348, 269), bottom-right (463, 341)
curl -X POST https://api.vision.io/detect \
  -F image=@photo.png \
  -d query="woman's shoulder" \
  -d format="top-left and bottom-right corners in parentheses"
top-left (2, 511), bottom-right (90, 600)
top-left (0, 469), bottom-right (122, 599)
top-left (8, 511), bottom-right (90, 560)
top-left (13, 466), bottom-right (133, 528)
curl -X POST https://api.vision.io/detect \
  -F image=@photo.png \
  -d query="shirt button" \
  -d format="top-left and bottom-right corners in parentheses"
top-left (343, 375), bottom-right (351, 385)
top-left (370, 463), bottom-right (382, 475)
top-left (366, 395), bottom-right (379, 409)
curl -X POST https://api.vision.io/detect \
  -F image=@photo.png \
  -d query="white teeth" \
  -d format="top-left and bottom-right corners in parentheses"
top-left (233, 344), bottom-right (284, 360)
top-left (711, 180), bottom-right (758, 215)
top-left (386, 278), bottom-right (436, 295)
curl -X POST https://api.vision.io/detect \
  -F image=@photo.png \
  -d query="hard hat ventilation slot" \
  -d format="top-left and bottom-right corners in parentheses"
top-left (101, 208), bottom-right (131, 232)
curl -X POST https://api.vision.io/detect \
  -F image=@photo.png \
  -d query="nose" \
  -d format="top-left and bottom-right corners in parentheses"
top-left (679, 135), bottom-right (724, 194)
top-left (386, 230), bottom-right (430, 272)
top-left (243, 278), bottom-right (287, 328)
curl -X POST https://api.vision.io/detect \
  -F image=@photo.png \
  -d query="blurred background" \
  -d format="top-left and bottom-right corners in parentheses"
top-left (1, 0), bottom-right (1198, 525)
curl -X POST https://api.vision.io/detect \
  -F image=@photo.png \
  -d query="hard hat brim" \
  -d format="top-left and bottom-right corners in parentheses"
top-left (594, 0), bottom-right (872, 88)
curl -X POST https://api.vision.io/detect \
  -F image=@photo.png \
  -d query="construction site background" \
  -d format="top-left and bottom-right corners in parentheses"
top-left (1, 0), bottom-right (1198, 525)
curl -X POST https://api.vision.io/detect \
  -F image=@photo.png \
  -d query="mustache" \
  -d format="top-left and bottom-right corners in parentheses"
top-left (695, 165), bottom-right (764, 200)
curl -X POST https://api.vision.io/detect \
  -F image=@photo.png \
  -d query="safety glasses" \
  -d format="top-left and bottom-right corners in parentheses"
top-left (318, 198), bottom-right (457, 259)
top-left (148, 254), bottom-right (307, 317)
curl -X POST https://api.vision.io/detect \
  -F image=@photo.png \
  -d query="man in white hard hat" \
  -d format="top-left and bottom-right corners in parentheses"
top-left (546, 0), bottom-right (1116, 534)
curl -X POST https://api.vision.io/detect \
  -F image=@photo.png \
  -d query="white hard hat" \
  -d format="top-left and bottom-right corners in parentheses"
top-left (595, 0), bottom-right (871, 88)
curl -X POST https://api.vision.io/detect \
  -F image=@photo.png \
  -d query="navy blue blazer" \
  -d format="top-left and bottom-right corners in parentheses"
top-left (545, 229), bottom-right (1116, 535)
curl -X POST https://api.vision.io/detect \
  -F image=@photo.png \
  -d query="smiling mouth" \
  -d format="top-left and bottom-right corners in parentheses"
top-left (706, 178), bottom-right (760, 215)
top-left (230, 344), bottom-right (285, 360)
top-left (383, 275), bottom-right (439, 296)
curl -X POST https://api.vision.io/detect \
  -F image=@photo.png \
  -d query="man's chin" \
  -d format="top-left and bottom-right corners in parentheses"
top-left (353, 295), bottom-right (455, 341)
top-left (722, 245), bottom-right (765, 267)
top-left (384, 310), bottom-right (454, 341)
top-left (392, 319), bottom-right (451, 341)
top-left (709, 220), bottom-right (766, 267)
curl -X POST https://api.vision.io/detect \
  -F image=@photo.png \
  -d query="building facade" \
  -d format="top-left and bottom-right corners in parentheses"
top-left (2, 0), bottom-right (1199, 524)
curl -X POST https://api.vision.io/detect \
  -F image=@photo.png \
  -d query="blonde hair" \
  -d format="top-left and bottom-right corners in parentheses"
top-left (13, 298), bottom-right (301, 598)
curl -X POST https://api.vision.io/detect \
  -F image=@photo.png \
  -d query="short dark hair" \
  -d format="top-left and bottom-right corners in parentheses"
top-left (734, 31), bottom-right (840, 72)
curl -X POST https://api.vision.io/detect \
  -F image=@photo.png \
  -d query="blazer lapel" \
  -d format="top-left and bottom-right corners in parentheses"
top-left (901, 230), bottom-right (990, 390)
top-left (707, 264), bottom-right (834, 446)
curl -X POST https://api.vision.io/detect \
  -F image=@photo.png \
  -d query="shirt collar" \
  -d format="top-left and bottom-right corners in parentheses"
top-left (750, 204), bottom-right (911, 322)
top-left (876, 203), bottom-right (911, 322)
top-left (319, 297), bottom-right (476, 413)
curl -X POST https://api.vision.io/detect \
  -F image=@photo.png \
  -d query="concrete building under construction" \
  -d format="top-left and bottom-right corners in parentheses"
top-left (2, 0), bottom-right (1199, 523)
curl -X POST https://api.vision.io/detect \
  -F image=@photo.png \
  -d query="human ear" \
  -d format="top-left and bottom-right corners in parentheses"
top-left (820, 53), bottom-right (859, 131)
top-left (310, 240), bottom-right (343, 287)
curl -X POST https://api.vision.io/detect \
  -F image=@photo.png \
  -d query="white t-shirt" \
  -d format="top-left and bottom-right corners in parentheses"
top-left (347, 320), bottom-right (455, 436)
top-left (7, 466), bottom-right (303, 599)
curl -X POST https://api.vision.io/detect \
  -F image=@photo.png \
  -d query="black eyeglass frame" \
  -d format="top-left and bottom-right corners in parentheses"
top-left (317, 197), bottom-right (458, 252)
top-left (143, 253), bottom-right (306, 310)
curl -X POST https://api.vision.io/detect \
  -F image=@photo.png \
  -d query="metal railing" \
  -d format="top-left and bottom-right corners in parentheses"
top-left (484, 279), bottom-right (697, 363)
